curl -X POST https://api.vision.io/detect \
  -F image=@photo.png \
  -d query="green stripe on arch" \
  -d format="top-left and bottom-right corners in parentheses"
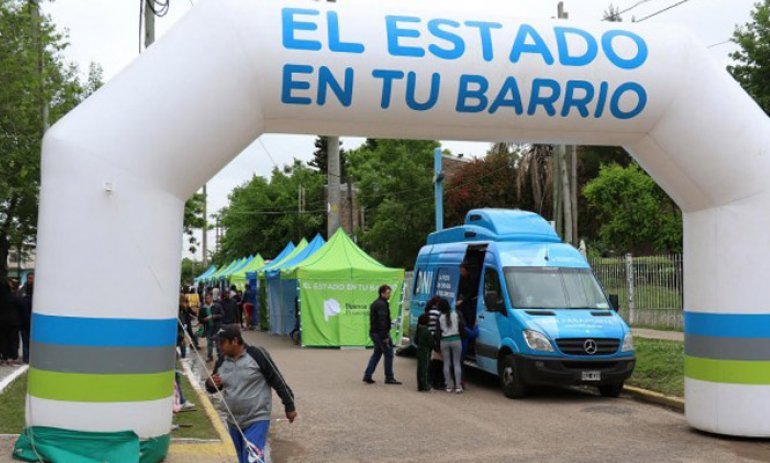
top-left (28, 368), bottom-right (174, 402)
top-left (685, 356), bottom-right (770, 385)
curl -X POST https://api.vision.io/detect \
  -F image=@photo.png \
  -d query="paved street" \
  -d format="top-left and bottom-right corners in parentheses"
top-left (247, 331), bottom-right (770, 463)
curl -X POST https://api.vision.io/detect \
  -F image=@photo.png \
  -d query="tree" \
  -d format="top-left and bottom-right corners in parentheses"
top-left (583, 163), bottom-right (682, 254)
top-left (444, 146), bottom-right (519, 227)
top-left (347, 139), bottom-right (438, 268)
top-left (603, 4), bottom-right (624, 22)
top-left (309, 136), bottom-right (347, 180)
top-left (217, 160), bottom-right (325, 262)
top-left (184, 191), bottom-right (205, 257)
top-left (729, 0), bottom-right (770, 115)
top-left (0, 0), bottom-right (99, 278)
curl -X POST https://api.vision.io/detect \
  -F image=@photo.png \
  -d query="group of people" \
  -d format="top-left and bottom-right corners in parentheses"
top-left (0, 273), bottom-right (33, 366)
top-left (414, 295), bottom-right (473, 393)
top-left (363, 265), bottom-right (480, 394)
top-left (178, 283), bottom-right (257, 362)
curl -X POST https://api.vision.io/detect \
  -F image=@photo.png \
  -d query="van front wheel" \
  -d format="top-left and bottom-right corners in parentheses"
top-left (598, 383), bottom-right (624, 398)
top-left (499, 354), bottom-right (528, 399)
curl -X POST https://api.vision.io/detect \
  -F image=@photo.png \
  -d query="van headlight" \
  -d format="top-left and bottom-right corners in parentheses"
top-left (622, 332), bottom-right (634, 352)
top-left (523, 330), bottom-right (554, 352)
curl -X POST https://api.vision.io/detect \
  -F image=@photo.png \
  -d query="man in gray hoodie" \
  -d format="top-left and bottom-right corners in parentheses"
top-left (206, 325), bottom-right (297, 462)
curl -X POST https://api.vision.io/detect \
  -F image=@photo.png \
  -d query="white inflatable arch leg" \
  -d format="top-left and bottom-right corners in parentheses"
top-left (27, 0), bottom-right (770, 457)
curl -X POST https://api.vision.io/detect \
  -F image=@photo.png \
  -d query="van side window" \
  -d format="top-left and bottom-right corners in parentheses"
top-left (483, 268), bottom-right (504, 313)
top-left (484, 268), bottom-right (502, 295)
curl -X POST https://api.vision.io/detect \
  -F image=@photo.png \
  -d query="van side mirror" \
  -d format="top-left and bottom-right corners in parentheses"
top-left (608, 294), bottom-right (620, 312)
top-left (484, 291), bottom-right (505, 314)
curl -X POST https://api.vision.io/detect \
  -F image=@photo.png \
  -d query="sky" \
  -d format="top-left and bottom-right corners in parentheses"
top-left (43, 0), bottom-right (757, 262)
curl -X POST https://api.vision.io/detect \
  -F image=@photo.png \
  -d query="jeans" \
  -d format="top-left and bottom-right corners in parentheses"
top-left (441, 339), bottom-right (463, 390)
top-left (206, 332), bottom-right (221, 360)
top-left (229, 420), bottom-right (270, 463)
top-left (363, 333), bottom-right (394, 381)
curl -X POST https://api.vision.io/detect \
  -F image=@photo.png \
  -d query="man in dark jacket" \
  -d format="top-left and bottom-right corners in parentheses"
top-left (206, 326), bottom-right (297, 463)
top-left (221, 291), bottom-right (240, 326)
top-left (362, 285), bottom-right (402, 385)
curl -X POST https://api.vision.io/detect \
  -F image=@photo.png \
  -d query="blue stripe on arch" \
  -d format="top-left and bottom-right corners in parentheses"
top-left (31, 313), bottom-right (177, 347)
top-left (685, 311), bottom-right (770, 338)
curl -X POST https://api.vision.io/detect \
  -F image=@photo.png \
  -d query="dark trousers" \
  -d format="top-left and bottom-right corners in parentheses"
top-left (430, 358), bottom-right (446, 389)
top-left (20, 327), bottom-right (30, 363)
top-left (364, 333), bottom-right (394, 380)
top-left (0, 325), bottom-right (20, 360)
top-left (417, 348), bottom-right (431, 391)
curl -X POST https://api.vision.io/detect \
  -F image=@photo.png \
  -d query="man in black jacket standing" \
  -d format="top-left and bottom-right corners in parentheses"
top-left (362, 285), bottom-right (401, 385)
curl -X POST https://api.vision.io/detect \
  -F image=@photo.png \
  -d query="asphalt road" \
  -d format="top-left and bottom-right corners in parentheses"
top-left (248, 331), bottom-right (770, 463)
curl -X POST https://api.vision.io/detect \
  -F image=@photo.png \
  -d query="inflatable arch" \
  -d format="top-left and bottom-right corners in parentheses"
top-left (24, 0), bottom-right (770, 458)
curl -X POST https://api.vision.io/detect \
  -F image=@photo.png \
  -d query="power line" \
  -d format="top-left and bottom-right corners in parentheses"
top-left (602, 0), bottom-right (657, 20)
top-left (708, 39), bottom-right (732, 48)
top-left (634, 0), bottom-right (691, 22)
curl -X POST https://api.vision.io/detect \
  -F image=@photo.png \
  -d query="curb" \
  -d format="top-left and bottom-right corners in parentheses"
top-left (172, 361), bottom-right (237, 460)
top-left (624, 384), bottom-right (684, 412)
top-left (0, 365), bottom-right (28, 394)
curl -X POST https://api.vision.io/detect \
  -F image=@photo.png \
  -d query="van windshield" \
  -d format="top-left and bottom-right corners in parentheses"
top-left (503, 267), bottom-right (610, 310)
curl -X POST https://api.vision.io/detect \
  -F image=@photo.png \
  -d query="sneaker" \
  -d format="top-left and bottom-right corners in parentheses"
top-left (455, 388), bottom-right (464, 394)
top-left (180, 402), bottom-right (196, 411)
top-left (445, 388), bottom-right (453, 393)
top-left (362, 378), bottom-right (375, 384)
top-left (384, 379), bottom-right (402, 385)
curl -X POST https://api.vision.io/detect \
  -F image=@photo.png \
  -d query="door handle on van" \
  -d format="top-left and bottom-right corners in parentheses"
top-left (478, 314), bottom-right (485, 320)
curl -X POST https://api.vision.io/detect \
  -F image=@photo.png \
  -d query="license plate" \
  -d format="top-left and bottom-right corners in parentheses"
top-left (582, 371), bottom-right (601, 381)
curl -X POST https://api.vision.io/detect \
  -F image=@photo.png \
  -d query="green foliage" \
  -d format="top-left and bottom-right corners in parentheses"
top-left (628, 338), bottom-right (684, 397)
top-left (216, 160), bottom-right (325, 262)
top-left (729, 0), bottom-right (770, 115)
top-left (444, 148), bottom-right (519, 227)
top-left (0, 0), bottom-right (100, 277)
top-left (583, 163), bottom-right (682, 254)
top-left (347, 139), bottom-right (438, 268)
top-left (309, 135), bottom-right (347, 180)
top-left (0, 372), bottom-right (26, 433)
top-left (180, 257), bottom-right (197, 286)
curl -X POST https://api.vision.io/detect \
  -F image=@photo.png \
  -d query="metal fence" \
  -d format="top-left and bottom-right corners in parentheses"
top-left (589, 254), bottom-right (684, 329)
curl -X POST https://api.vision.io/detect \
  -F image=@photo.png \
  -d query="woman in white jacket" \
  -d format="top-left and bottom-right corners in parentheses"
top-left (435, 298), bottom-right (466, 393)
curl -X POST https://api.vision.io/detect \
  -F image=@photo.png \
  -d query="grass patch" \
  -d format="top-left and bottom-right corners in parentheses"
top-left (0, 372), bottom-right (26, 434)
top-left (173, 368), bottom-right (220, 440)
top-left (627, 338), bottom-right (684, 397)
top-left (0, 369), bottom-right (219, 439)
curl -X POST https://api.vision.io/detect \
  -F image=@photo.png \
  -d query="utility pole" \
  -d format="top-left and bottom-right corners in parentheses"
top-left (434, 147), bottom-right (444, 231)
top-left (144, 0), bottom-right (155, 48)
top-left (554, 2), bottom-right (574, 244)
top-left (202, 184), bottom-right (208, 267)
top-left (29, 0), bottom-right (49, 135)
top-left (571, 145), bottom-right (578, 246)
top-left (327, 136), bottom-right (341, 236)
top-left (324, 0), bottom-right (341, 238)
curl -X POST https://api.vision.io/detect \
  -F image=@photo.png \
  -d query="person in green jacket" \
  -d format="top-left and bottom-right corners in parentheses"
top-left (415, 313), bottom-right (434, 392)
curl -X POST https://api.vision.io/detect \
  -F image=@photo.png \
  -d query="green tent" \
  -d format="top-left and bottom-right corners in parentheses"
top-left (294, 229), bottom-right (404, 347)
top-left (231, 254), bottom-right (265, 290)
top-left (209, 259), bottom-right (238, 283)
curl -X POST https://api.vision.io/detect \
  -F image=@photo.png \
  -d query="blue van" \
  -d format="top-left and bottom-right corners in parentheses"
top-left (410, 209), bottom-right (635, 398)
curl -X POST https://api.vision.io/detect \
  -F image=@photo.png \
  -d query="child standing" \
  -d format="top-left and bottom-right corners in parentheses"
top-left (415, 313), bottom-right (434, 392)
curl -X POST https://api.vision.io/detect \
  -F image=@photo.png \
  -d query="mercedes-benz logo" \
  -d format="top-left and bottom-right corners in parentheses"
top-left (583, 339), bottom-right (598, 355)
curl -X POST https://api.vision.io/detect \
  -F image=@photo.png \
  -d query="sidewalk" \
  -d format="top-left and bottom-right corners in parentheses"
top-left (632, 328), bottom-right (683, 342)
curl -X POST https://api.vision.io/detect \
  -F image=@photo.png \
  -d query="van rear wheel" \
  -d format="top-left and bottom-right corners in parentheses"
top-left (598, 383), bottom-right (624, 398)
top-left (499, 354), bottom-right (528, 399)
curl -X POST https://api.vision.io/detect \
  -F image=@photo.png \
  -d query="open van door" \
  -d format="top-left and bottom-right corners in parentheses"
top-left (476, 265), bottom-right (505, 374)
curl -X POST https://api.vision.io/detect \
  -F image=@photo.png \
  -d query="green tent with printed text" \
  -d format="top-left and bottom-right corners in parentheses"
top-left (294, 229), bottom-right (404, 347)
